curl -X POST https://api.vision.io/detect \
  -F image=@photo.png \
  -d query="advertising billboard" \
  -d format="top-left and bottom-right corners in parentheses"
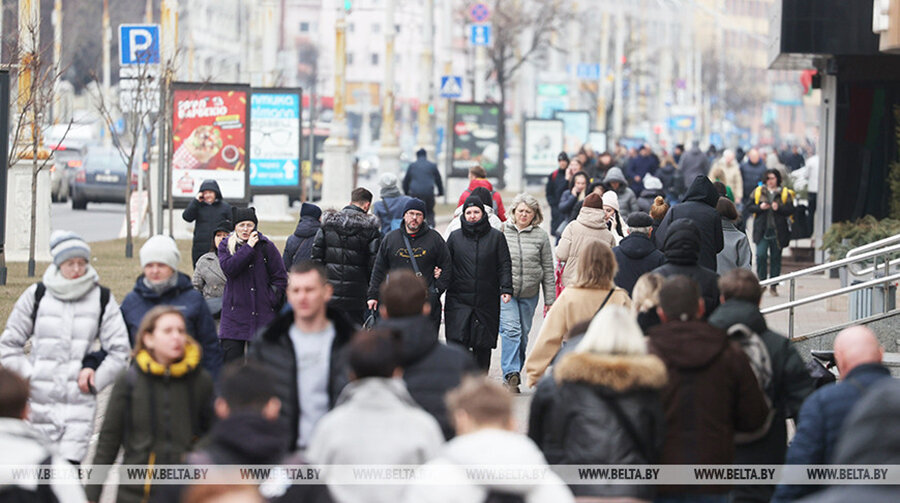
top-left (249, 89), bottom-right (302, 187)
top-left (553, 110), bottom-right (590, 154)
top-left (450, 102), bottom-right (500, 178)
top-left (523, 119), bottom-right (563, 177)
top-left (171, 83), bottom-right (250, 202)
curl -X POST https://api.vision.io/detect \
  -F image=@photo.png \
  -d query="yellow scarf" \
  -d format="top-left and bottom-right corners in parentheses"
top-left (134, 340), bottom-right (202, 377)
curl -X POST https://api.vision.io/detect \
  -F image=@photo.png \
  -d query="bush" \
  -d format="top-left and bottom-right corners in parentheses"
top-left (821, 216), bottom-right (900, 260)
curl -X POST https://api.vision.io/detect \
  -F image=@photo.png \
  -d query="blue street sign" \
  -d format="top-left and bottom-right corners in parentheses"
top-left (575, 64), bottom-right (601, 80)
top-left (440, 76), bottom-right (463, 99)
top-left (119, 24), bottom-right (160, 65)
top-left (469, 24), bottom-right (491, 46)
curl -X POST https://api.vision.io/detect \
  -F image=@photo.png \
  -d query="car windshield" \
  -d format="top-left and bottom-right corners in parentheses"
top-left (86, 151), bottom-right (126, 171)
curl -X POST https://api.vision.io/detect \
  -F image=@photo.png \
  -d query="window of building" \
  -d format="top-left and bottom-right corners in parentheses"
top-left (371, 53), bottom-right (379, 65)
top-left (300, 22), bottom-right (310, 32)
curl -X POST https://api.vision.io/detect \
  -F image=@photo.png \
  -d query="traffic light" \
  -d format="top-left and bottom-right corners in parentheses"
top-left (428, 104), bottom-right (435, 115)
top-left (343, 0), bottom-right (352, 12)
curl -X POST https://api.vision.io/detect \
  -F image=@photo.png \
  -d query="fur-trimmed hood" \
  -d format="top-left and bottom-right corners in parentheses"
top-left (321, 205), bottom-right (380, 234)
top-left (554, 352), bottom-right (667, 392)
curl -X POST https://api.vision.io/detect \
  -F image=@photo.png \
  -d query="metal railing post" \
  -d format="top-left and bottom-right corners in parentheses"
top-left (885, 257), bottom-right (891, 314)
top-left (789, 278), bottom-right (795, 339)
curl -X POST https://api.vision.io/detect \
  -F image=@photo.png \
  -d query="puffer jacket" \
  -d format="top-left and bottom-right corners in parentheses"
top-left (445, 215), bottom-right (513, 349)
top-left (613, 233), bottom-right (666, 295)
top-left (87, 342), bottom-right (214, 503)
top-left (377, 315), bottom-right (478, 439)
top-left (717, 219), bottom-right (752, 275)
top-left (529, 352), bottom-right (667, 500)
top-left (312, 205), bottom-right (381, 314)
top-left (182, 179), bottom-right (232, 266)
top-left (0, 280), bottom-right (130, 462)
top-left (192, 251), bottom-right (225, 299)
top-left (219, 232), bottom-right (288, 341)
top-left (0, 418), bottom-right (88, 502)
top-left (654, 174), bottom-right (724, 271)
top-left (503, 221), bottom-right (556, 304)
top-left (651, 218), bottom-right (721, 316)
top-left (443, 204), bottom-right (502, 240)
top-left (602, 167), bottom-right (639, 217)
top-left (282, 215), bottom-right (321, 269)
top-left (556, 207), bottom-right (617, 287)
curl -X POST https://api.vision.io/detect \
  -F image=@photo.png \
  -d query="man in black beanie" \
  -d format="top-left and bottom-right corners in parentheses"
top-left (368, 197), bottom-right (453, 331)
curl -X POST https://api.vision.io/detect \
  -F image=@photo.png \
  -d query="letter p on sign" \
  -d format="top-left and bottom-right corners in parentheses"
top-left (119, 24), bottom-right (160, 65)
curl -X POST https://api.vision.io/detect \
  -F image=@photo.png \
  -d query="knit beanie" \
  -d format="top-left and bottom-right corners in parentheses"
top-left (602, 191), bottom-right (620, 212)
top-left (469, 187), bottom-right (494, 209)
top-left (300, 202), bottom-right (322, 220)
top-left (583, 193), bottom-right (604, 209)
top-left (214, 220), bottom-right (234, 234)
top-left (403, 198), bottom-right (426, 216)
top-left (462, 195), bottom-right (486, 214)
top-left (50, 230), bottom-right (90, 267)
top-left (379, 173), bottom-right (399, 189)
top-left (643, 175), bottom-right (663, 191)
top-left (140, 235), bottom-right (181, 270)
top-left (232, 207), bottom-right (258, 226)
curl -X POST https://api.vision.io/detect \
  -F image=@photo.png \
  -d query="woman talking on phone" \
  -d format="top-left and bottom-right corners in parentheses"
top-left (218, 207), bottom-right (288, 362)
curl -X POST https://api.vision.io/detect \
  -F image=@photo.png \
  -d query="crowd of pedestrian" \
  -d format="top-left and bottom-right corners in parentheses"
top-left (1, 141), bottom-right (886, 503)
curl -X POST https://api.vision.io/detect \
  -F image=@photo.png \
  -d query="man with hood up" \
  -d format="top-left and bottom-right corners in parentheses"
top-left (183, 179), bottom-right (232, 266)
top-left (653, 174), bottom-right (724, 271)
top-left (282, 202), bottom-right (322, 269)
top-left (602, 166), bottom-right (639, 217)
top-left (651, 218), bottom-right (721, 316)
top-left (678, 140), bottom-right (711, 183)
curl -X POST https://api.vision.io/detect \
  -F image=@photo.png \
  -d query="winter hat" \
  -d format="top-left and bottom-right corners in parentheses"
top-left (462, 195), bottom-right (486, 214)
top-left (214, 220), bottom-right (234, 234)
top-left (558, 152), bottom-right (570, 162)
top-left (379, 172), bottom-right (399, 190)
top-left (232, 206), bottom-right (258, 226)
top-left (402, 197), bottom-right (426, 216)
top-left (140, 235), bottom-right (181, 270)
top-left (583, 192), bottom-right (604, 209)
top-left (643, 175), bottom-right (663, 191)
top-left (603, 167), bottom-right (627, 185)
top-left (50, 230), bottom-right (90, 267)
top-left (300, 202), bottom-right (322, 220)
top-left (626, 212), bottom-right (654, 228)
top-left (602, 191), bottom-right (620, 212)
top-left (469, 187), bottom-right (494, 209)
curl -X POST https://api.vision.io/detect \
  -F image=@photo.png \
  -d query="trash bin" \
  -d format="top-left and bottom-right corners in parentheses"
top-left (849, 275), bottom-right (897, 321)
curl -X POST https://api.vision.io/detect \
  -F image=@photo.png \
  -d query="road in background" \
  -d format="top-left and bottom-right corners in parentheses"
top-left (51, 202), bottom-right (125, 242)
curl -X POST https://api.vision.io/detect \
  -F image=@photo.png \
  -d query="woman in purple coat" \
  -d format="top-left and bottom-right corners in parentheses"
top-left (218, 207), bottom-right (287, 362)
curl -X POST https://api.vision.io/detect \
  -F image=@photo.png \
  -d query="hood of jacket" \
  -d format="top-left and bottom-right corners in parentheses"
top-left (648, 320), bottom-right (728, 370)
top-left (707, 299), bottom-right (767, 335)
top-left (333, 377), bottom-right (418, 409)
top-left (603, 167), bottom-right (627, 185)
top-left (377, 315), bottom-right (438, 365)
top-left (206, 412), bottom-right (288, 464)
top-left (134, 271), bottom-right (194, 300)
top-left (617, 233), bottom-right (657, 260)
top-left (682, 175), bottom-right (720, 207)
top-left (198, 179), bottom-right (223, 200)
top-left (321, 205), bottom-right (380, 235)
top-left (467, 178), bottom-right (495, 192)
top-left (134, 339), bottom-right (202, 377)
top-left (662, 218), bottom-right (701, 265)
top-left (293, 215), bottom-right (321, 239)
top-left (554, 352), bottom-right (667, 392)
top-left (575, 207), bottom-right (608, 229)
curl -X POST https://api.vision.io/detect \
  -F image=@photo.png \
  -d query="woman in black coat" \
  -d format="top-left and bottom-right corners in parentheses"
top-left (182, 179), bottom-right (232, 267)
top-left (445, 195), bottom-right (513, 371)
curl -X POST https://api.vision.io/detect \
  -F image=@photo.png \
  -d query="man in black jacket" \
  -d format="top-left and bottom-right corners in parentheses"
top-left (613, 212), bottom-right (666, 295)
top-left (182, 179), bottom-right (232, 266)
top-left (249, 261), bottom-right (356, 452)
top-left (377, 270), bottom-right (477, 439)
top-left (367, 198), bottom-right (452, 331)
top-left (403, 148), bottom-right (444, 227)
top-left (545, 152), bottom-right (570, 239)
top-left (312, 188), bottom-right (381, 325)
top-left (708, 269), bottom-right (814, 503)
top-left (651, 218), bottom-right (720, 316)
top-left (653, 174), bottom-right (724, 271)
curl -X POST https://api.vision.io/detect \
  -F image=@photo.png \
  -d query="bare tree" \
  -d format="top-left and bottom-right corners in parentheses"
top-left (89, 56), bottom-right (161, 258)
top-left (485, 0), bottom-right (567, 186)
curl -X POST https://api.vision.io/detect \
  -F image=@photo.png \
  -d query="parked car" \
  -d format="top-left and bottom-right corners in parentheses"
top-left (69, 147), bottom-right (144, 210)
top-left (48, 141), bottom-right (90, 203)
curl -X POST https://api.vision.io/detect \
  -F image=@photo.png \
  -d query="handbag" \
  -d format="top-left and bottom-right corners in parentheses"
top-left (362, 308), bottom-right (378, 330)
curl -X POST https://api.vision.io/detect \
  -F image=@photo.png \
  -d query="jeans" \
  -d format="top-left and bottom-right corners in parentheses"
top-left (499, 295), bottom-right (540, 377)
top-left (756, 232), bottom-right (782, 281)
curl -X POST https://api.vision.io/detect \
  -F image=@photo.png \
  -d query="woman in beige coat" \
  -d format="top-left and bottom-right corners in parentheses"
top-left (556, 193), bottom-right (617, 287)
top-left (524, 241), bottom-right (631, 387)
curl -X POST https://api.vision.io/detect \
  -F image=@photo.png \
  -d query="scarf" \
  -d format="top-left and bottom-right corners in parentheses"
top-left (143, 274), bottom-right (178, 295)
top-left (134, 339), bottom-right (202, 377)
top-left (41, 264), bottom-right (100, 301)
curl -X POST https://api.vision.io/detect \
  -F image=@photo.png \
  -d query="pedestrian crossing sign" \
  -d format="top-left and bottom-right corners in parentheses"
top-left (440, 76), bottom-right (463, 99)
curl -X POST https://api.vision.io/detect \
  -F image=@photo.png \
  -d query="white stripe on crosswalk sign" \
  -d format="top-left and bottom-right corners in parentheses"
top-left (440, 76), bottom-right (463, 99)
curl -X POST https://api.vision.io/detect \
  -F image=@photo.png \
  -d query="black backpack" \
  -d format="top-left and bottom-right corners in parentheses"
top-left (30, 282), bottom-right (111, 332)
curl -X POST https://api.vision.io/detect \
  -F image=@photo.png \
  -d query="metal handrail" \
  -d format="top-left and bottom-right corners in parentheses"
top-left (761, 272), bottom-right (900, 315)
top-left (759, 243), bottom-right (900, 286)
top-left (846, 234), bottom-right (900, 279)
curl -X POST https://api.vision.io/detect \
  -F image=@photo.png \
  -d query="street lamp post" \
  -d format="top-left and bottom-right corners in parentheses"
top-left (321, 1), bottom-right (354, 209)
top-left (415, 0), bottom-right (435, 158)
top-left (378, 0), bottom-right (401, 176)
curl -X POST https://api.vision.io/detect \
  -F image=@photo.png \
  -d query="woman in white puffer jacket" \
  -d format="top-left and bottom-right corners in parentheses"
top-left (0, 231), bottom-right (130, 463)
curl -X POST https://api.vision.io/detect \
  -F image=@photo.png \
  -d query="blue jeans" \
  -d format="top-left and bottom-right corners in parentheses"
top-left (499, 295), bottom-right (540, 377)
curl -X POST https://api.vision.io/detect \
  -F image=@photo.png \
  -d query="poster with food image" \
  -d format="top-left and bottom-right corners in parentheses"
top-left (523, 119), bottom-right (564, 177)
top-left (450, 102), bottom-right (500, 178)
top-left (171, 83), bottom-right (250, 202)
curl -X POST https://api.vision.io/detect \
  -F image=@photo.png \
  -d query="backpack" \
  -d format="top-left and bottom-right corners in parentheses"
top-left (727, 323), bottom-right (776, 443)
top-left (31, 282), bottom-right (111, 333)
top-left (383, 197), bottom-right (406, 231)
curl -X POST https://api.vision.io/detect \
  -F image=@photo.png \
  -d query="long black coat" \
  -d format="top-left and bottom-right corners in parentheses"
top-left (654, 175), bottom-right (724, 271)
top-left (652, 218), bottom-right (721, 316)
top-left (311, 206), bottom-right (381, 314)
top-left (377, 315), bottom-right (478, 439)
top-left (613, 233), bottom-right (666, 295)
top-left (445, 216), bottom-right (512, 349)
top-left (746, 185), bottom-right (795, 247)
top-left (282, 215), bottom-right (321, 269)
top-left (182, 179), bottom-right (232, 266)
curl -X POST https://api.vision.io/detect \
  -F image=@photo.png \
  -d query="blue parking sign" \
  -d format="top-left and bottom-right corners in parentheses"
top-left (119, 24), bottom-right (160, 65)
top-left (470, 24), bottom-right (491, 46)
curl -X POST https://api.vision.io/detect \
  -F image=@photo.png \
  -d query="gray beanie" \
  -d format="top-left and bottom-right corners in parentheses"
top-left (379, 172), bottom-right (399, 189)
top-left (50, 230), bottom-right (90, 267)
top-left (140, 235), bottom-right (181, 271)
